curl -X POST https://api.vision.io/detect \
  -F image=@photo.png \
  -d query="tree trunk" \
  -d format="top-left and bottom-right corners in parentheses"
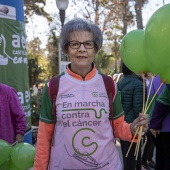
top-left (134, 0), bottom-right (143, 29)
top-left (122, 0), bottom-right (128, 36)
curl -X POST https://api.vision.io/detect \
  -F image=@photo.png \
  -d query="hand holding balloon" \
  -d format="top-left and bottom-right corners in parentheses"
top-left (15, 134), bottom-right (24, 142)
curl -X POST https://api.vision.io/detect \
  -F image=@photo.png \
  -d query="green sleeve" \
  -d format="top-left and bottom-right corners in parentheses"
top-left (157, 86), bottom-right (170, 106)
top-left (113, 90), bottom-right (124, 119)
top-left (147, 97), bottom-right (157, 119)
top-left (39, 82), bottom-right (55, 123)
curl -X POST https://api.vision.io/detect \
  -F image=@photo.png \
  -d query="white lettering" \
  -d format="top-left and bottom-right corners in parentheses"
top-left (17, 91), bottom-right (30, 104)
top-left (13, 56), bottom-right (28, 64)
top-left (12, 35), bottom-right (20, 48)
top-left (21, 36), bottom-right (26, 49)
top-left (18, 92), bottom-right (24, 104)
top-left (12, 50), bottom-right (27, 56)
top-left (25, 110), bottom-right (31, 117)
top-left (25, 91), bottom-right (30, 103)
top-left (12, 34), bottom-right (26, 49)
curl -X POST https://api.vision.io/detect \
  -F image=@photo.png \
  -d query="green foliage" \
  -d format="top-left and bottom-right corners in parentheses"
top-left (70, 0), bottom-right (133, 75)
top-left (71, 0), bottom-right (134, 38)
top-left (28, 56), bottom-right (42, 87)
top-left (24, 0), bottom-right (148, 83)
top-left (46, 32), bottom-right (60, 76)
top-left (94, 49), bottom-right (114, 74)
top-left (27, 38), bottom-right (50, 87)
top-left (24, 0), bottom-right (52, 23)
top-left (30, 93), bottom-right (42, 126)
top-left (106, 69), bottom-right (114, 77)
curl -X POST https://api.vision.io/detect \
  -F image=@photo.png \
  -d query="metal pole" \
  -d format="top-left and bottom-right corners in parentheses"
top-left (59, 9), bottom-right (65, 28)
top-left (58, 42), bottom-right (61, 74)
top-left (58, 10), bottom-right (64, 75)
top-left (59, 9), bottom-right (66, 74)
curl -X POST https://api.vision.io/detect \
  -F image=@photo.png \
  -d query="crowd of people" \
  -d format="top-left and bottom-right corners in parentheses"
top-left (114, 70), bottom-right (170, 170)
top-left (1, 18), bottom-right (170, 170)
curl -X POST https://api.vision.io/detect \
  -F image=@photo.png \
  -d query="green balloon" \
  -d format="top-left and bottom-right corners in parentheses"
top-left (120, 29), bottom-right (149, 74)
top-left (11, 142), bottom-right (35, 169)
top-left (144, 4), bottom-right (170, 74)
top-left (159, 67), bottom-right (170, 84)
top-left (0, 158), bottom-right (10, 170)
top-left (9, 161), bottom-right (24, 170)
top-left (0, 140), bottom-right (12, 165)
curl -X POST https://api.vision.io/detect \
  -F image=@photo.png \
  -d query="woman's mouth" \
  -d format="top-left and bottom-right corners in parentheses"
top-left (77, 56), bottom-right (87, 59)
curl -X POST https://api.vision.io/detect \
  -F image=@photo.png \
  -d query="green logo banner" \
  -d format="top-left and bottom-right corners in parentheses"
top-left (0, 18), bottom-right (31, 131)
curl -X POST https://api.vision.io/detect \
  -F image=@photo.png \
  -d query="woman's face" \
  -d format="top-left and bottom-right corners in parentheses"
top-left (67, 31), bottom-right (96, 72)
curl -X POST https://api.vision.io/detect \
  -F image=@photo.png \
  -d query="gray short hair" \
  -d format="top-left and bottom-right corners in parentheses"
top-left (60, 18), bottom-right (103, 53)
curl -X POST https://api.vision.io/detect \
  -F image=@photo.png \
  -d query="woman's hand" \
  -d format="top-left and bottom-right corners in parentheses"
top-left (130, 113), bottom-right (149, 136)
top-left (15, 134), bottom-right (24, 142)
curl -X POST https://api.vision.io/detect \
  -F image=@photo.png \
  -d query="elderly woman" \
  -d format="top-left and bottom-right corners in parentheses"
top-left (34, 18), bottom-right (148, 170)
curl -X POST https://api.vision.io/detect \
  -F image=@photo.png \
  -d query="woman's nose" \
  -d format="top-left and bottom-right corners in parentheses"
top-left (78, 43), bottom-right (86, 51)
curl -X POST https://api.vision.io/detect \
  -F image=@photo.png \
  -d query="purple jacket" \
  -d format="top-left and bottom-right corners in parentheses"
top-left (0, 83), bottom-right (26, 144)
top-left (147, 75), bottom-right (165, 98)
top-left (146, 75), bottom-right (165, 119)
top-left (150, 81), bottom-right (170, 132)
top-left (150, 101), bottom-right (170, 131)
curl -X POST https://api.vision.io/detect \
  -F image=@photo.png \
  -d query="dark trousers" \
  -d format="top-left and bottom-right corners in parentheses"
top-left (152, 132), bottom-right (170, 170)
top-left (120, 140), bottom-right (141, 170)
top-left (141, 130), bottom-right (155, 165)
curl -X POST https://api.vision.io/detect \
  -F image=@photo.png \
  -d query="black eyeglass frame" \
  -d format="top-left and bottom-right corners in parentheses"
top-left (67, 40), bottom-right (95, 49)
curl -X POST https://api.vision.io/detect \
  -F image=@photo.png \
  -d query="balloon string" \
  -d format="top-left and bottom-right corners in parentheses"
top-left (126, 75), bottom-right (165, 158)
top-left (135, 126), bottom-right (143, 160)
top-left (12, 141), bottom-right (18, 146)
top-left (141, 73), bottom-right (146, 114)
top-left (145, 81), bottom-right (165, 113)
top-left (135, 77), bottom-right (164, 159)
top-left (144, 75), bottom-right (154, 113)
top-left (126, 126), bottom-right (139, 157)
top-left (134, 74), bottom-right (145, 159)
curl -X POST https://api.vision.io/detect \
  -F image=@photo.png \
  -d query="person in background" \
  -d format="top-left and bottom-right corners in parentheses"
top-left (117, 62), bottom-right (144, 170)
top-left (113, 73), bottom-right (123, 83)
top-left (144, 72), bottom-right (152, 87)
top-left (150, 83), bottom-right (170, 170)
top-left (0, 83), bottom-right (26, 144)
top-left (113, 73), bottom-right (119, 81)
top-left (33, 83), bottom-right (39, 96)
top-left (40, 85), bottom-right (44, 94)
top-left (34, 18), bottom-right (148, 170)
top-left (141, 75), bottom-right (165, 170)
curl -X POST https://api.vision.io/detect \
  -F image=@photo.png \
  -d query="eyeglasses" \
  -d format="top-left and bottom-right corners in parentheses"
top-left (68, 41), bottom-right (95, 49)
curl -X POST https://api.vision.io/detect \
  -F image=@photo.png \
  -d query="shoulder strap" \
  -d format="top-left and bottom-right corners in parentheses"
top-left (101, 74), bottom-right (115, 121)
top-left (49, 75), bottom-right (60, 116)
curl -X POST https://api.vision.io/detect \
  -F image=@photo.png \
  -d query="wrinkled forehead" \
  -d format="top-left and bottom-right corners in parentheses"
top-left (69, 31), bottom-right (93, 41)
